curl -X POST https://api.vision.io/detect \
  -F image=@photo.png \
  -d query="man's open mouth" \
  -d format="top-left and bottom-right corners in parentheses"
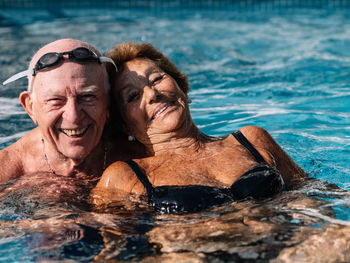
top-left (60, 127), bottom-right (88, 137)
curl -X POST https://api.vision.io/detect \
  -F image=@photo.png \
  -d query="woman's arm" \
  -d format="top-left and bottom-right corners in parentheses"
top-left (239, 126), bottom-right (307, 183)
top-left (91, 161), bottom-right (144, 204)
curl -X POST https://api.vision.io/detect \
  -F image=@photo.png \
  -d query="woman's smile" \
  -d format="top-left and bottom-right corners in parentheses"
top-left (150, 101), bottom-right (176, 121)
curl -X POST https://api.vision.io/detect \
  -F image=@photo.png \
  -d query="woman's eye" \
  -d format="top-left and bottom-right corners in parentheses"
top-left (127, 91), bottom-right (140, 103)
top-left (151, 74), bottom-right (164, 85)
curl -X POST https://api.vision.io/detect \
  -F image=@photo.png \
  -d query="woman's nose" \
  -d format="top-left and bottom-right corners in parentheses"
top-left (143, 85), bottom-right (159, 104)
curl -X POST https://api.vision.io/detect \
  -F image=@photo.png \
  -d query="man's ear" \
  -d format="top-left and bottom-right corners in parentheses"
top-left (19, 91), bottom-right (38, 125)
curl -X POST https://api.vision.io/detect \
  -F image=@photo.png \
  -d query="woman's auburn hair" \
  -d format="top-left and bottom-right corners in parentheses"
top-left (106, 42), bottom-right (189, 95)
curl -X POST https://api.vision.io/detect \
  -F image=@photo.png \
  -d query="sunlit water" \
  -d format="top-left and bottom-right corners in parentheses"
top-left (0, 4), bottom-right (350, 262)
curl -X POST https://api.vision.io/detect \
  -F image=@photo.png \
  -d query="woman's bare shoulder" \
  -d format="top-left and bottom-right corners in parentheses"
top-left (238, 125), bottom-right (275, 147)
top-left (237, 125), bottom-right (307, 181)
top-left (224, 126), bottom-right (275, 165)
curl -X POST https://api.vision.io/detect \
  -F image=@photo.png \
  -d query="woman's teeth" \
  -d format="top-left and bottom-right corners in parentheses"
top-left (61, 127), bottom-right (87, 137)
top-left (153, 103), bottom-right (174, 120)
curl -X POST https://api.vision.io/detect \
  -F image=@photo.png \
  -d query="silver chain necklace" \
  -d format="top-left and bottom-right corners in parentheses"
top-left (41, 138), bottom-right (107, 175)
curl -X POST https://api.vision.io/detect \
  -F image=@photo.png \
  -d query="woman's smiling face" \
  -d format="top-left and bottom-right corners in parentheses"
top-left (114, 58), bottom-right (191, 144)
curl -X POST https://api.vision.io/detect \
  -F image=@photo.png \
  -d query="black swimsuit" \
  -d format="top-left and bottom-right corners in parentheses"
top-left (125, 131), bottom-right (285, 213)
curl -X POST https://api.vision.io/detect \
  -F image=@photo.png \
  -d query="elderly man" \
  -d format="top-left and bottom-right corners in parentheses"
top-left (0, 38), bottom-right (136, 184)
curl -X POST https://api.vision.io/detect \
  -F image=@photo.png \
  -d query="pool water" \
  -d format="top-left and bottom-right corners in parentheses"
top-left (0, 3), bottom-right (350, 262)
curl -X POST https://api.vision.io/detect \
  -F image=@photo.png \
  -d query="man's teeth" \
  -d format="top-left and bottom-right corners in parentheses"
top-left (61, 128), bottom-right (87, 136)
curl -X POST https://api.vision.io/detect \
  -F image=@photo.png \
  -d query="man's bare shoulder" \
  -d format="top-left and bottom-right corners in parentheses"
top-left (0, 128), bottom-right (41, 183)
top-left (0, 141), bottom-right (23, 182)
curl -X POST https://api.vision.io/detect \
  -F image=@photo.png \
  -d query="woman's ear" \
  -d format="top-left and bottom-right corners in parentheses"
top-left (19, 91), bottom-right (38, 125)
top-left (122, 122), bottom-right (132, 136)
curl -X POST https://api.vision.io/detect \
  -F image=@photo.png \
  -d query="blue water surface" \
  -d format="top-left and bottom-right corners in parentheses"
top-left (0, 4), bottom-right (349, 260)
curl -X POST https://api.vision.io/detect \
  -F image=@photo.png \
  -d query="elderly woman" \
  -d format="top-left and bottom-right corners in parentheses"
top-left (92, 42), bottom-right (306, 213)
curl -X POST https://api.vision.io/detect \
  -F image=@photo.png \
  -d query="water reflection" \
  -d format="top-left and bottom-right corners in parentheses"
top-left (1, 176), bottom-right (349, 262)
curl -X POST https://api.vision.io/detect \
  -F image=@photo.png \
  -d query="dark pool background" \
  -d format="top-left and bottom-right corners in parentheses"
top-left (0, 0), bottom-right (350, 262)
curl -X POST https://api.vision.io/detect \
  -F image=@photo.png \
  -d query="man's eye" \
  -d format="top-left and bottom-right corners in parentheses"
top-left (47, 98), bottom-right (63, 105)
top-left (127, 91), bottom-right (140, 103)
top-left (80, 95), bottom-right (97, 102)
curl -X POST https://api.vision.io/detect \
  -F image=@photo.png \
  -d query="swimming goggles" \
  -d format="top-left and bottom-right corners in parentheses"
top-left (3, 47), bottom-right (117, 85)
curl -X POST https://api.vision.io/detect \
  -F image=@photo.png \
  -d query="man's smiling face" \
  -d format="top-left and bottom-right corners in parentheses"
top-left (31, 57), bottom-right (109, 161)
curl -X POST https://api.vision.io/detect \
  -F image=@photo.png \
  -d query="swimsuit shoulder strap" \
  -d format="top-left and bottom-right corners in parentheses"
top-left (125, 160), bottom-right (154, 196)
top-left (232, 130), bottom-right (266, 164)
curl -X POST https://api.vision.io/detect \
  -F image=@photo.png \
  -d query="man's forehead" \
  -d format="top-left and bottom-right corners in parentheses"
top-left (33, 63), bottom-right (105, 91)
top-left (36, 82), bottom-right (103, 97)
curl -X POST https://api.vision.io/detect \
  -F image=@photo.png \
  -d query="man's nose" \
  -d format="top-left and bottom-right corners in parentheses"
top-left (62, 99), bottom-right (83, 123)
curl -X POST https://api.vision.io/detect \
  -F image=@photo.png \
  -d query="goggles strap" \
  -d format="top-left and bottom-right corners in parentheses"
top-left (99, 57), bottom-right (118, 72)
top-left (2, 56), bottom-right (117, 86)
